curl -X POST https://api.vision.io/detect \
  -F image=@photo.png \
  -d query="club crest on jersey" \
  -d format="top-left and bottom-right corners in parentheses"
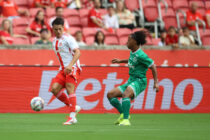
top-left (59, 42), bottom-right (62, 47)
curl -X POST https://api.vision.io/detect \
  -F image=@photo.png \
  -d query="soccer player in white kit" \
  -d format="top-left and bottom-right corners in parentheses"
top-left (50, 17), bottom-right (81, 125)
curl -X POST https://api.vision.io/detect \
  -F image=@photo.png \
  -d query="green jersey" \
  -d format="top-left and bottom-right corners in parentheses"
top-left (128, 48), bottom-right (154, 78)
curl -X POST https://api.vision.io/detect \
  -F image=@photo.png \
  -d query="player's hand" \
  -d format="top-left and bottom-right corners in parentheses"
top-left (153, 83), bottom-right (159, 92)
top-left (64, 66), bottom-right (72, 75)
top-left (111, 58), bottom-right (120, 64)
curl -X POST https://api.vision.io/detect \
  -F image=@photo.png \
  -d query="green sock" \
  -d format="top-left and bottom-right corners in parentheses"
top-left (109, 98), bottom-right (123, 114)
top-left (122, 98), bottom-right (131, 119)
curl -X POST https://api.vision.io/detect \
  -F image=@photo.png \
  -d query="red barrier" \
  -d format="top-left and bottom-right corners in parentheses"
top-left (0, 66), bottom-right (209, 113)
top-left (0, 49), bottom-right (210, 66)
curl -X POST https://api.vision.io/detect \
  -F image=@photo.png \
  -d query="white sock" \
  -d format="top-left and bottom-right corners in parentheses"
top-left (70, 112), bottom-right (76, 118)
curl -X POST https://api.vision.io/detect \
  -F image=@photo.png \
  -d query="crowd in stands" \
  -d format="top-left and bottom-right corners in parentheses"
top-left (0, 0), bottom-right (210, 47)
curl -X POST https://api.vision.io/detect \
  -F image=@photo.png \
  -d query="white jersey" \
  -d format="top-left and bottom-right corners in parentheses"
top-left (52, 34), bottom-right (81, 71)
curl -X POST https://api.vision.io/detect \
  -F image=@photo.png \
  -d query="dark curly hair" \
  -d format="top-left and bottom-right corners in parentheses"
top-left (131, 31), bottom-right (147, 46)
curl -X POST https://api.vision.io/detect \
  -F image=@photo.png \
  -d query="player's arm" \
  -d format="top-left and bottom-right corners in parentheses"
top-left (149, 64), bottom-right (159, 92)
top-left (64, 48), bottom-right (81, 74)
top-left (111, 58), bottom-right (128, 63)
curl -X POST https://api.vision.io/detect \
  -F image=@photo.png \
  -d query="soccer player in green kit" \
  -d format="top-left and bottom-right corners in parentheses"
top-left (107, 31), bottom-right (159, 126)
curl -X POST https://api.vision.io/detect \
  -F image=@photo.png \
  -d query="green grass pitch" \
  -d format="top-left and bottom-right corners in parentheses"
top-left (0, 113), bottom-right (210, 140)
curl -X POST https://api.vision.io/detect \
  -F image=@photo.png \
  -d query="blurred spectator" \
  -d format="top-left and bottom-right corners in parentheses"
top-left (81, 0), bottom-right (94, 9)
top-left (35, 28), bottom-right (52, 45)
top-left (116, 0), bottom-right (135, 29)
top-left (0, 0), bottom-right (29, 20)
top-left (165, 26), bottom-right (179, 49)
top-left (93, 30), bottom-right (105, 46)
top-left (205, 10), bottom-right (210, 29)
top-left (186, 2), bottom-right (203, 32)
top-left (53, 0), bottom-right (68, 8)
top-left (88, 0), bottom-right (104, 28)
top-left (26, 10), bottom-right (51, 37)
top-left (33, 0), bottom-right (53, 8)
top-left (68, 0), bottom-right (82, 9)
top-left (49, 7), bottom-right (70, 33)
top-left (103, 6), bottom-right (119, 29)
top-left (179, 27), bottom-right (195, 46)
top-left (0, 19), bottom-right (27, 45)
top-left (177, 28), bottom-right (183, 36)
top-left (75, 31), bottom-right (86, 46)
top-left (158, 30), bottom-right (167, 46)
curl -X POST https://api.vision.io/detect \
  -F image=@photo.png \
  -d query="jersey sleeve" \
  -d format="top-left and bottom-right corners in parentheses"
top-left (67, 36), bottom-right (79, 50)
top-left (138, 53), bottom-right (154, 68)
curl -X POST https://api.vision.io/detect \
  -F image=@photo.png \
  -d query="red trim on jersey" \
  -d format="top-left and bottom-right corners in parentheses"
top-left (55, 40), bottom-right (65, 70)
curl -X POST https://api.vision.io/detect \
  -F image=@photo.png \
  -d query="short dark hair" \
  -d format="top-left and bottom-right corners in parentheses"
top-left (56, 7), bottom-right (63, 12)
top-left (108, 6), bottom-right (114, 9)
top-left (182, 27), bottom-right (189, 31)
top-left (52, 17), bottom-right (64, 26)
top-left (131, 31), bottom-right (147, 46)
top-left (160, 29), bottom-right (166, 34)
top-left (40, 28), bottom-right (49, 33)
top-left (168, 26), bottom-right (176, 31)
top-left (75, 31), bottom-right (82, 35)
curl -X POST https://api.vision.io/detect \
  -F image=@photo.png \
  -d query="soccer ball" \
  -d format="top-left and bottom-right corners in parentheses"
top-left (30, 97), bottom-right (44, 111)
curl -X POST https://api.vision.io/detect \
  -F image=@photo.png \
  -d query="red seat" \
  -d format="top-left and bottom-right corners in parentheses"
top-left (206, 1), bottom-right (210, 10)
top-left (79, 9), bottom-right (89, 18)
top-left (15, 0), bottom-right (28, 8)
top-left (143, 1), bottom-right (159, 22)
top-left (67, 16), bottom-right (81, 27)
top-left (31, 37), bottom-right (40, 44)
top-left (116, 28), bottom-right (132, 38)
top-left (85, 36), bottom-right (94, 45)
top-left (13, 27), bottom-right (28, 35)
top-left (162, 8), bottom-right (177, 29)
top-left (46, 8), bottom-right (55, 18)
top-left (13, 17), bottom-right (29, 27)
top-left (82, 28), bottom-right (98, 38)
top-left (63, 9), bottom-right (79, 18)
top-left (151, 38), bottom-right (161, 46)
top-left (199, 29), bottom-right (210, 38)
top-left (98, 9), bottom-right (108, 16)
top-left (202, 36), bottom-right (210, 46)
top-left (105, 36), bottom-right (119, 45)
top-left (29, 8), bottom-right (44, 18)
top-left (160, 0), bottom-right (172, 8)
top-left (28, 0), bottom-right (34, 7)
top-left (118, 36), bottom-right (128, 45)
top-left (80, 17), bottom-right (88, 27)
top-left (69, 27), bottom-right (82, 36)
top-left (101, 29), bottom-right (116, 37)
top-left (145, 37), bottom-right (153, 45)
top-left (0, 18), bottom-right (6, 24)
top-left (13, 37), bottom-right (30, 45)
top-left (173, 0), bottom-right (189, 10)
top-left (125, 0), bottom-right (139, 12)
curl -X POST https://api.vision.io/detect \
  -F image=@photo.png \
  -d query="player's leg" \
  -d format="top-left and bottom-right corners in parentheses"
top-left (107, 88), bottom-right (123, 114)
top-left (118, 87), bottom-right (134, 126)
top-left (63, 82), bottom-right (77, 125)
top-left (50, 72), bottom-right (70, 106)
top-left (119, 79), bottom-right (147, 126)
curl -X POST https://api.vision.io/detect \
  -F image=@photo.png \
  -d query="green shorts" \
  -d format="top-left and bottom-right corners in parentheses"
top-left (118, 77), bottom-right (147, 99)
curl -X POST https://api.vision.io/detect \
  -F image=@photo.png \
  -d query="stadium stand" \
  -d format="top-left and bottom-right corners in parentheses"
top-left (0, 0), bottom-right (209, 46)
